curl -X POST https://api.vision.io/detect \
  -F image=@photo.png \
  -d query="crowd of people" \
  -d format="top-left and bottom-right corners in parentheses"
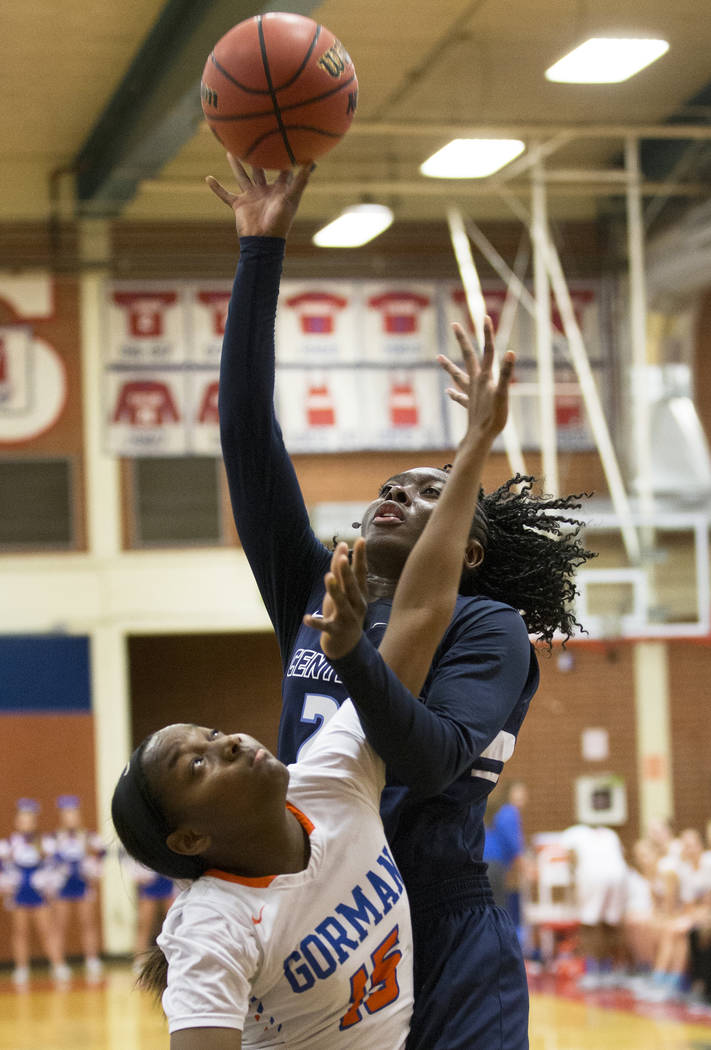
top-left (518, 816), bottom-right (711, 1008)
top-left (0, 795), bottom-right (173, 987)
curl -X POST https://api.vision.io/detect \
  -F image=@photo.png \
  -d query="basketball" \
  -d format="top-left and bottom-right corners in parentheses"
top-left (200, 13), bottom-right (358, 170)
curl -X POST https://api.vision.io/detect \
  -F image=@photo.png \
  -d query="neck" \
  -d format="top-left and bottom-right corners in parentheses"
top-left (366, 571), bottom-right (398, 600)
top-left (208, 806), bottom-right (309, 879)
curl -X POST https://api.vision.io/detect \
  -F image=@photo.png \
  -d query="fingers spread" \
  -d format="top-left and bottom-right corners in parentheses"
top-left (446, 388), bottom-right (469, 407)
top-left (481, 316), bottom-right (495, 373)
top-left (205, 176), bottom-right (235, 206)
top-left (437, 353), bottom-right (469, 391)
top-left (226, 153), bottom-right (251, 188)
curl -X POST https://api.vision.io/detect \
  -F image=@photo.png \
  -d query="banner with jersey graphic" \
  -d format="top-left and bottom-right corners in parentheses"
top-left (104, 278), bottom-right (608, 455)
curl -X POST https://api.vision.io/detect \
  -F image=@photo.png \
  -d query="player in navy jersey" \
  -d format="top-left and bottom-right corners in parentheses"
top-left (111, 314), bottom-right (515, 1050)
top-left (207, 155), bottom-right (595, 1050)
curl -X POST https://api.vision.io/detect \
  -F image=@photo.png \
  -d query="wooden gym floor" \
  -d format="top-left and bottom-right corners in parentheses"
top-left (2, 964), bottom-right (711, 1050)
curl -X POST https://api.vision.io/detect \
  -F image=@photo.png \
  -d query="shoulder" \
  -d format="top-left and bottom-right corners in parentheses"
top-left (453, 594), bottom-right (528, 630)
top-left (162, 878), bottom-right (254, 942)
top-left (439, 595), bottom-right (533, 659)
top-left (290, 701), bottom-right (384, 809)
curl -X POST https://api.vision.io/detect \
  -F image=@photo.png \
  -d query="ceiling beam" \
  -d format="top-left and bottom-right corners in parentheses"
top-left (73, 0), bottom-right (321, 217)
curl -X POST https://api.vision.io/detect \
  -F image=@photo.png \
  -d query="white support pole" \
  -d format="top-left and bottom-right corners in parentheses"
top-left (625, 136), bottom-right (655, 528)
top-left (446, 208), bottom-right (526, 476)
top-left (465, 220), bottom-right (553, 340)
top-left (79, 222), bottom-right (135, 955)
top-left (530, 159), bottom-right (559, 494)
top-left (494, 237), bottom-right (530, 371)
top-left (493, 185), bottom-right (642, 562)
top-left (634, 643), bottom-right (674, 832)
top-left (543, 240), bottom-right (641, 562)
top-left (447, 207), bottom-right (487, 348)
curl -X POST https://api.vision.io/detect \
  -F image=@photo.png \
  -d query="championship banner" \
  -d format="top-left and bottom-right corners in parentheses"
top-left (106, 369), bottom-right (187, 455)
top-left (361, 367), bottom-right (448, 450)
top-left (106, 285), bottom-right (185, 365)
top-left (363, 282), bottom-right (438, 363)
top-left (274, 367), bottom-right (363, 452)
top-left (277, 281), bottom-right (358, 362)
top-left (189, 374), bottom-right (222, 455)
top-left (189, 283), bottom-right (233, 364)
top-left (103, 278), bottom-right (609, 456)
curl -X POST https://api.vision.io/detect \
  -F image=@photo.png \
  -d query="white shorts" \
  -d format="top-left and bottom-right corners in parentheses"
top-left (576, 873), bottom-right (627, 925)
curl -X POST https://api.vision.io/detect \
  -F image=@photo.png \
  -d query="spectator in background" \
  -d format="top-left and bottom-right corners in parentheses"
top-left (42, 795), bottom-right (105, 984)
top-left (484, 780), bottom-right (531, 937)
top-left (1, 799), bottom-right (71, 988)
top-left (646, 816), bottom-right (682, 873)
top-left (623, 838), bottom-right (662, 979)
top-left (638, 827), bottom-right (711, 1002)
top-left (560, 823), bottom-right (628, 989)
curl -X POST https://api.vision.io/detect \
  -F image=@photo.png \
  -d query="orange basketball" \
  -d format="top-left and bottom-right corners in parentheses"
top-left (201, 12), bottom-right (358, 170)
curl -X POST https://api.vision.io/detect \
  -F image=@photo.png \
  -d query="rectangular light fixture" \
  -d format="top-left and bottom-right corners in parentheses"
top-left (312, 204), bottom-right (394, 248)
top-left (545, 37), bottom-right (669, 83)
top-left (420, 138), bottom-right (525, 179)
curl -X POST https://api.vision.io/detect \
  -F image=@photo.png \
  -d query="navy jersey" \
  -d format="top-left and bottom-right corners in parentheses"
top-left (219, 237), bottom-right (539, 901)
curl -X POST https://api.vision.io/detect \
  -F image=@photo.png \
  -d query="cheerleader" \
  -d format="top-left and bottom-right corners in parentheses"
top-left (2, 799), bottom-right (71, 987)
top-left (43, 795), bottom-right (105, 983)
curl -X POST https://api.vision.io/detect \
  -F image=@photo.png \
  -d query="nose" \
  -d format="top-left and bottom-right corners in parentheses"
top-left (387, 485), bottom-right (411, 505)
top-left (218, 734), bottom-right (241, 759)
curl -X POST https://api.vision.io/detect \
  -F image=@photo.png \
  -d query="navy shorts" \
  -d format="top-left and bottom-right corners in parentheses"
top-left (406, 877), bottom-right (529, 1050)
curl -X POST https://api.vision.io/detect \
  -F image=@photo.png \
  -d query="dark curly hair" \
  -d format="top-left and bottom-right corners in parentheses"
top-left (456, 472), bottom-right (596, 646)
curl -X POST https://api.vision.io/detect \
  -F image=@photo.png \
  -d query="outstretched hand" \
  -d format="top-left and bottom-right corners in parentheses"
top-left (205, 152), bottom-right (312, 239)
top-left (303, 539), bottom-right (368, 660)
top-left (437, 317), bottom-right (515, 447)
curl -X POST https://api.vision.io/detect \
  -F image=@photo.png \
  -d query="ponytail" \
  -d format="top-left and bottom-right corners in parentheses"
top-left (136, 945), bottom-right (169, 1000)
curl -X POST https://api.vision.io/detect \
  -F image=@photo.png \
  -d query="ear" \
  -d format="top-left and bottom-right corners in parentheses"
top-left (463, 538), bottom-right (484, 572)
top-left (166, 827), bottom-right (211, 857)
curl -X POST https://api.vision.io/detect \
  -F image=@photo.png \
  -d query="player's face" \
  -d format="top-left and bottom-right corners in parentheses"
top-left (144, 723), bottom-right (288, 839)
top-left (360, 467), bottom-right (448, 575)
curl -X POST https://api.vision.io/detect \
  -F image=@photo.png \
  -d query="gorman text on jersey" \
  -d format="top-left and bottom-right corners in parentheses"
top-left (283, 846), bottom-right (404, 992)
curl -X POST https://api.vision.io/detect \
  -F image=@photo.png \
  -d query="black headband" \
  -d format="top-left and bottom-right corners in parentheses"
top-left (111, 738), bottom-right (203, 881)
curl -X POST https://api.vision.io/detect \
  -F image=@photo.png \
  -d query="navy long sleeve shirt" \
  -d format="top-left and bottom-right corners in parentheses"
top-left (219, 236), bottom-right (539, 901)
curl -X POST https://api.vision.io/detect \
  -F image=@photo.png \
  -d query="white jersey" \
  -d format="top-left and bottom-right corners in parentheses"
top-left (158, 701), bottom-right (414, 1049)
top-left (560, 825), bottom-right (627, 879)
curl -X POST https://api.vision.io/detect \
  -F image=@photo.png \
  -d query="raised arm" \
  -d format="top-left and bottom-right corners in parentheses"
top-left (209, 158), bottom-right (331, 659)
top-left (306, 318), bottom-right (513, 697)
top-left (377, 318), bottom-right (513, 693)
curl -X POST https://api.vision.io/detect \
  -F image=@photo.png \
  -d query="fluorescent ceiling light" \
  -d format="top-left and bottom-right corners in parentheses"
top-left (312, 204), bottom-right (394, 248)
top-left (420, 138), bottom-right (525, 179)
top-left (545, 37), bottom-right (669, 83)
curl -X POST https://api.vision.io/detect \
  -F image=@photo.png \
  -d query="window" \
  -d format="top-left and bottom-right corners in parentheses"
top-left (0, 457), bottom-right (74, 549)
top-left (130, 456), bottom-right (222, 546)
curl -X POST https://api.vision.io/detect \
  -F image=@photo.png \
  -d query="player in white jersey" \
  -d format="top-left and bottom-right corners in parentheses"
top-left (112, 293), bottom-right (514, 1049)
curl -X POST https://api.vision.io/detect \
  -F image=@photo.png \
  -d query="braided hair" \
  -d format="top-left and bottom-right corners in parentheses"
top-left (456, 472), bottom-right (596, 646)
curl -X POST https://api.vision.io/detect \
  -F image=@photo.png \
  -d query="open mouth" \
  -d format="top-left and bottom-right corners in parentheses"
top-left (373, 500), bottom-right (405, 524)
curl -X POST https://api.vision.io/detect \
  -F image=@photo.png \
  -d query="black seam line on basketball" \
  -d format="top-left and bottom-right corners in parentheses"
top-left (245, 126), bottom-right (343, 161)
top-left (209, 24), bottom-right (324, 95)
top-left (209, 52), bottom-right (274, 95)
top-left (257, 15), bottom-right (296, 166)
top-left (207, 76), bottom-right (357, 122)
